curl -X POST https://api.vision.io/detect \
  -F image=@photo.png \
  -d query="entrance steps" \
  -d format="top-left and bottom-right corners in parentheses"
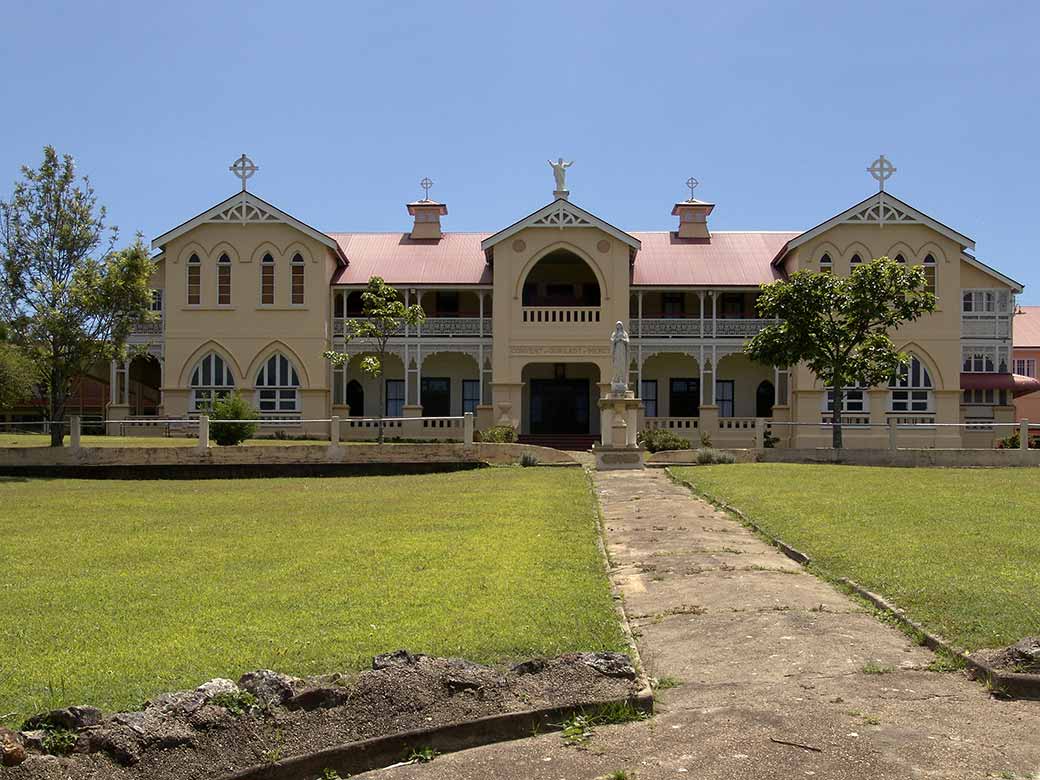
top-left (518, 434), bottom-right (599, 451)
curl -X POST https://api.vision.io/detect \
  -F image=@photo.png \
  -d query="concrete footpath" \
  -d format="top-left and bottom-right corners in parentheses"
top-left (362, 469), bottom-right (1040, 779)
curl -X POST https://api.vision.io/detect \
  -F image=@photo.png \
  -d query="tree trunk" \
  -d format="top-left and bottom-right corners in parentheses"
top-left (48, 366), bottom-right (66, 447)
top-left (831, 386), bottom-right (844, 449)
top-left (377, 370), bottom-right (385, 446)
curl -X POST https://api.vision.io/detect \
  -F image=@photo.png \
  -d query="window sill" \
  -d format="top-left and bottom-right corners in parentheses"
top-left (180, 306), bottom-right (237, 311)
top-left (256, 305), bottom-right (307, 311)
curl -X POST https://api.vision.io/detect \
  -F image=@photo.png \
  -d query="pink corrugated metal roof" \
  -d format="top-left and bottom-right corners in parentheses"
top-left (328, 230), bottom-right (799, 287)
top-left (1014, 306), bottom-right (1040, 348)
top-left (631, 231), bottom-right (797, 286)
top-left (329, 233), bottom-right (492, 286)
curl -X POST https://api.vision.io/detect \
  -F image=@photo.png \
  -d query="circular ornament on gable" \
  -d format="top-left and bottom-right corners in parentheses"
top-left (512, 239), bottom-right (527, 253)
top-left (597, 239), bottom-right (611, 253)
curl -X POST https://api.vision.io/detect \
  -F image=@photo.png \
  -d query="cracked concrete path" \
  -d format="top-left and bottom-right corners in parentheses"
top-left (361, 469), bottom-right (1040, 779)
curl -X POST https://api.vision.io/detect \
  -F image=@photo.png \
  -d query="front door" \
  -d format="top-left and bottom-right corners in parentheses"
top-left (529, 379), bottom-right (590, 434)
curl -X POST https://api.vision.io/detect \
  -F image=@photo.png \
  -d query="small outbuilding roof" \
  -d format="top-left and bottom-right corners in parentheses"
top-left (1014, 306), bottom-right (1040, 348)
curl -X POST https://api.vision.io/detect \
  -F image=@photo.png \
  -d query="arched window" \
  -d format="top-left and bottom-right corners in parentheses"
top-left (187, 253), bottom-right (201, 305)
top-left (260, 253), bottom-right (275, 305)
top-left (890, 355), bottom-right (933, 412)
top-left (894, 253), bottom-right (906, 264)
top-left (923, 254), bottom-right (937, 295)
top-left (756, 380), bottom-right (775, 418)
top-left (819, 253), bottom-right (832, 274)
top-left (849, 253), bottom-right (863, 273)
top-left (190, 353), bottom-right (235, 411)
top-left (291, 252), bottom-right (305, 305)
top-left (255, 354), bottom-right (300, 413)
top-left (217, 253), bottom-right (231, 305)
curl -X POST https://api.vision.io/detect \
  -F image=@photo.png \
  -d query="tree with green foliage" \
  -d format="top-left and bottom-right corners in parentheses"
top-left (0, 340), bottom-right (36, 412)
top-left (209, 391), bottom-right (259, 446)
top-left (324, 276), bottom-right (425, 444)
top-left (745, 257), bottom-right (936, 448)
top-left (0, 146), bottom-right (154, 446)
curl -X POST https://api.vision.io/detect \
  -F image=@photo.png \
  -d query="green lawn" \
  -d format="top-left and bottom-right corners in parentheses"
top-left (672, 464), bottom-right (1040, 653)
top-left (0, 469), bottom-right (623, 725)
top-left (0, 434), bottom-right (332, 447)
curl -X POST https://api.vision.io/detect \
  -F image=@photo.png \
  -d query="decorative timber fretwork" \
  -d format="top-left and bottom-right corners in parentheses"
top-left (529, 203), bottom-right (597, 229)
top-left (843, 198), bottom-right (919, 227)
top-left (208, 198), bottom-right (284, 226)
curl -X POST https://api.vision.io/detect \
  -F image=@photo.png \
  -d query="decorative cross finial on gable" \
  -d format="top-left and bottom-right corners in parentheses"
top-left (420, 176), bottom-right (434, 201)
top-left (867, 155), bottom-right (896, 192)
top-left (230, 154), bottom-right (258, 192)
top-left (685, 176), bottom-right (699, 201)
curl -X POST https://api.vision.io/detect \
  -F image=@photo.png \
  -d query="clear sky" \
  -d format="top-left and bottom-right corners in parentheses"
top-left (2, 0), bottom-right (1038, 298)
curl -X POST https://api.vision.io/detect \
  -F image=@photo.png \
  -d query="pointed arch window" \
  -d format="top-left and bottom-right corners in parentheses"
top-left (190, 353), bottom-right (235, 411)
top-left (923, 254), bottom-right (936, 295)
top-left (187, 253), bottom-right (201, 305)
top-left (217, 253), bottom-right (232, 305)
top-left (291, 252), bottom-right (305, 305)
top-left (849, 254), bottom-right (863, 273)
top-left (261, 253), bottom-right (275, 305)
top-left (890, 355), bottom-right (933, 412)
top-left (819, 253), bottom-right (832, 274)
top-left (894, 253), bottom-right (906, 264)
top-left (255, 353), bottom-right (300, 413)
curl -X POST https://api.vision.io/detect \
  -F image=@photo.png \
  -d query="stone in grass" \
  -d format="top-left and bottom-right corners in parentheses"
top-left (372, 649), bottom-right (425, 670)
top-left (283, 686), bottom-right (351, 712)
top-left (990, 637), bottom-right (1040, 673)
top-left (0, 728), bottom-right (27, 767)
top-left (238, 669), bottom-right (299, 705)
top-left (23, 705), bottom-right (103, 731)
top-left (511, 658), bottom-right (547, 675)
top-left (564, 652), bottom-right (637, 680)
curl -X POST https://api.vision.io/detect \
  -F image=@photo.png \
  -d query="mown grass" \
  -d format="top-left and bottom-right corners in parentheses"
top-left (672, 464), bottom-right (1040, 653)
top-left (0, 469), bottom-right (624, 724)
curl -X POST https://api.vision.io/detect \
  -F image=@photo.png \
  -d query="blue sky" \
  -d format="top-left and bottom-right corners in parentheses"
top-left (2, 0), bottom-right (1038, 298)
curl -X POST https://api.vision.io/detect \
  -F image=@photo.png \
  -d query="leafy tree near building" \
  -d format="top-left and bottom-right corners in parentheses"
top-left (0, 323), bottom-right (36, 412)
top-left (745, 257), bottom-right (936, 449)
top-left (0, 146), bottom-right (154, 446)
top-left (324, 276), bottom-right (425, 444)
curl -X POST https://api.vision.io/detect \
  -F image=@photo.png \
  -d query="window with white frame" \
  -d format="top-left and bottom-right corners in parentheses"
top-left (217, 253), bottom-right (232, 305)
top-left (890, 355), bottom-right (933, 412)
top-left (963, 388), bottom-right (996, 405)
top-left (962, 290), bottom-right (995, 314)
top-left (923, 254), bottom-right (937, 295)
top-left (824, 381), bottom-right (867, 413)
top-left (716, 380), bottom-right (734, 417)
top-left (291, 252), bottom-right (305, 305)
top-left (255, 354), bottom-right (300, 413)
top-left (187, 254), bottom-right (201, 305)
top-left (260, 253), bottom-right (275, 305)
top-left (1014, 358), bottom-right (1037, 378)
top-left (640, 379), bottom-right (658, 417)
top-left (190, 353), bottom-right (235, 411)
top-left (150, 289), bottom-right (163, 312)
top-left (462, 379), bottom-right (480, 414)
top-left (818, 253), bottom-right (832, 274)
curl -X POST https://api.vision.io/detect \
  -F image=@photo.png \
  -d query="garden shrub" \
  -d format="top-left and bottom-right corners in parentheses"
top-left (695, 447), bottom-right (736, 464)
top-left (996, 431), bottom-right (1039, 449)
top-left (519, 452), bottom-right (539, 467)
top-left (209, 392), bottom-right (260, 446)
top-left (478, 425), bottom-right (518, 443)
top-left (637, 428), bottom-right (690, 453)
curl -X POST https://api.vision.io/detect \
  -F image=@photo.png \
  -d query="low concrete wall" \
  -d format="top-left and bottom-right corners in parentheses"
top-left (649, 447), bottom-right (1040, 468)
top-left (0, 442), bottom-right (577, 475)
top-left (758, 447), bottom-right (1040, 468)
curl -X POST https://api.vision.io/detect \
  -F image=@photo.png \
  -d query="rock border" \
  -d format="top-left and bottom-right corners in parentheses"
top-left (667, 470), bottom-right (1040, 701)
top-left (221, 691), bottom-right (653, 780)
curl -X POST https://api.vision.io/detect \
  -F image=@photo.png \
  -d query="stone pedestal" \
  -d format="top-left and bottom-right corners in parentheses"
top-left (593, 391), bottom-right (645, 470)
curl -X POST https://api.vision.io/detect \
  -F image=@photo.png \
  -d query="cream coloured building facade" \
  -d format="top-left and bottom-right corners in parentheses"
top-left (111, 162), bottom-right (1031, 448)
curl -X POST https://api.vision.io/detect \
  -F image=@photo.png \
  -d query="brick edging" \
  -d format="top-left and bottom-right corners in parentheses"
top-left (220, 691), bottom-right (655, 780)
top-left (666, 468), bottom-right (1040, 701)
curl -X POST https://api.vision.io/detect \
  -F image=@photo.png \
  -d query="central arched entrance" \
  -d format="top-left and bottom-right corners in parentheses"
top-left (521, 249), bottom-right (601, 307)
top-left (520, 362), bottom-right (601, 436)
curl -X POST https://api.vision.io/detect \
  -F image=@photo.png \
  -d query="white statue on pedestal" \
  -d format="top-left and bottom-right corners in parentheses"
top-left (610, 321), bottom-right (630, 395)
top-left (548, 157), bottom-right (573, 192)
